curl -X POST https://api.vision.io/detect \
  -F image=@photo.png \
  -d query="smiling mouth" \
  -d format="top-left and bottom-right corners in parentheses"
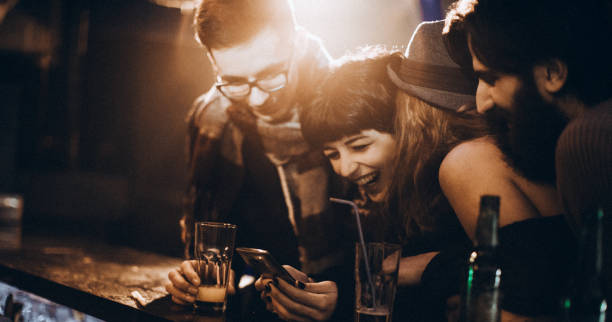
top-left (354, 172), bottom-right (379, 186)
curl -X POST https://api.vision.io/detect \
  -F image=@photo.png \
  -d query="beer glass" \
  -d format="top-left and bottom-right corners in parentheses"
top-left (194, 221), bottom-right (237, 313)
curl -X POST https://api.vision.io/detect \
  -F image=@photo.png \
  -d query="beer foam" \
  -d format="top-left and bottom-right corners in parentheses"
top-left (197, 286), bottom-right (226, 303)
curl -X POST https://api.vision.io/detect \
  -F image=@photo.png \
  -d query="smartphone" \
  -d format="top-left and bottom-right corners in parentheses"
top-left (235, 247), bottom-right (298, 285)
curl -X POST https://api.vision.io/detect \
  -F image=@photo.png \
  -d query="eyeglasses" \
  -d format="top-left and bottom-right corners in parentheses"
top-left (216, 71), bottom-right (288, 99)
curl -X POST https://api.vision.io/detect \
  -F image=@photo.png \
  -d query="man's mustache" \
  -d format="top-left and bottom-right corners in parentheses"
top-left (483, 107), bottom-right (512, 133)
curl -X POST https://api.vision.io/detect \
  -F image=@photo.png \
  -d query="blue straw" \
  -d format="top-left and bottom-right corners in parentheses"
top-left (329, 197), bottom-right (376, 308)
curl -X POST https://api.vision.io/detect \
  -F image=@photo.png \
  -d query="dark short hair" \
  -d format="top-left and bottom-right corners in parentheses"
top-left (300, 47), bottom-right (401, 149)
top-left (194, 0), bottom-right (296, 50)
top-left (445, 0), bottom-right (612, 106)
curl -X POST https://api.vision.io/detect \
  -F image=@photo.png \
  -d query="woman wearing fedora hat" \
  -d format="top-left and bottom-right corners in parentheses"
top-left (301, 48), bottom-right (489, 322)
top-left (254, 20), bottom-right (490, 321)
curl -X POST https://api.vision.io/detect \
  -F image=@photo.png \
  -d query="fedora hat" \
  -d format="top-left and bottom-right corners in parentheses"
top-left (387, 20), bottom-right (476, 111)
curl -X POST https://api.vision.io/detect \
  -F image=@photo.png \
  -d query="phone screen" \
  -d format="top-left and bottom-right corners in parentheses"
top-left (236, 248), bottom-right (297, 285)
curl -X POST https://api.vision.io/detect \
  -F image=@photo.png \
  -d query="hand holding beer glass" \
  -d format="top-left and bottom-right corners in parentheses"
top-left (194, 221), bottom-right (237, 313)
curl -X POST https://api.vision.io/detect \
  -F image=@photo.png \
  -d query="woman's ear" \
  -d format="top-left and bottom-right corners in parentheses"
top-left (533, 58), bottom-right (568, 96)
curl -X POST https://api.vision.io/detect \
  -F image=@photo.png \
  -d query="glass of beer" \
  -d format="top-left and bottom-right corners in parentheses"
top-left (355, 242), bottom-right (401, 322)
top-left (194, 221), bottom-right (237, 313)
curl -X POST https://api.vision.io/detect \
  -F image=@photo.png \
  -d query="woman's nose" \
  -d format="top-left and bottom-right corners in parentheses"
top-left (339, 155), bottom-right (358, 178)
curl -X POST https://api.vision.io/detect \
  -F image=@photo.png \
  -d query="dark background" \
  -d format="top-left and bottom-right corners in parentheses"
top-left (0, 0), bottom-right (444, 257)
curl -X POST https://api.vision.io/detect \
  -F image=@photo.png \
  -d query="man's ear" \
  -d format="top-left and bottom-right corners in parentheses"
top-left (533, 59), bottom-right (568, 95)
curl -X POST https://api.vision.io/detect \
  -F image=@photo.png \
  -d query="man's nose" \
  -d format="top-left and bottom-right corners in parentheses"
top-left (476, 80), bottom-right (494, 114)
top-left (247, 86), bottom-right (270, 108)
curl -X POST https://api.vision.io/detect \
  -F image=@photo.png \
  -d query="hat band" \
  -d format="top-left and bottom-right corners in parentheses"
top-left (396, 59), bottom-right (477, 95)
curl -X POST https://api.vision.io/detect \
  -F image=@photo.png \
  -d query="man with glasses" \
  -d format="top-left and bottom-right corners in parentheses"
top-left (166, 0), bottom-right (351, 319)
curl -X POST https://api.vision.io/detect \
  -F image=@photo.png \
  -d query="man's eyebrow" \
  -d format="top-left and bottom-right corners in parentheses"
top-left (473, 70), bottom-right (496, 80)
top-left (472, 67), bottom-right (486, 75)
top-left (219, 75), bottom-right (248, 83)
top-left (255, 62), bottom-right (287, 78)
top-left (218, 62), bottom-right (287, 83)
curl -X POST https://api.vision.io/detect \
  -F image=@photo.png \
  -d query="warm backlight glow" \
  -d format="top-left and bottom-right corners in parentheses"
top-left (292, 0), bottom-right (422, 58)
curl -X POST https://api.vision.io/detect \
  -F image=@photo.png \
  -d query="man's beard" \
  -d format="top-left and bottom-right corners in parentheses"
top-left (484, 78), bottom-right (569, 185)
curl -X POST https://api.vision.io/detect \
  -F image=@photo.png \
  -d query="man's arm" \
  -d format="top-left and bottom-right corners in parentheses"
top-left (181, 90), bottom-right (241, 258)
top-left (555, 105), bottom-right (612, 230)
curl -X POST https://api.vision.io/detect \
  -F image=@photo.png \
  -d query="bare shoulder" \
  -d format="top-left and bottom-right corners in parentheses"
top-left (439, 137), bottom-right (508, 183)
top-left (438, 136), bottom-right (512, 211)
top-left (439, 137), bottom-right (539, 240)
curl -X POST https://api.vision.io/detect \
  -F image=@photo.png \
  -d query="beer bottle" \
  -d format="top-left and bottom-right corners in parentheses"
top-left (563, 207), bottom-right (607, 322)
top-left (461, 195), bottom-right (502, 322)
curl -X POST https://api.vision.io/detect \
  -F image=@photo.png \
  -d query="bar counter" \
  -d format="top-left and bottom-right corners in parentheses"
top-left (0, 234), bottom-right (267, 321)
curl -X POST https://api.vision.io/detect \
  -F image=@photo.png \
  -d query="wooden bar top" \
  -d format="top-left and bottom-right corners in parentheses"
top-left (0, 234), bottom-right (238, 321)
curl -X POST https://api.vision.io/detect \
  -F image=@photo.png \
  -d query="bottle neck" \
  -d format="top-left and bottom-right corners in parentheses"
top-left (475, 196), bottom-right (500, 248)
top-left (578, 208), bottom-right (604, 276)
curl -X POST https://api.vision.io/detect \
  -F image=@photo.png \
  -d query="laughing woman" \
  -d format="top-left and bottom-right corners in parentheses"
top-left (300, 50), bottom-right (484, 259)
top-left (254, 21), bottom-right (488, 322)
top-left (299, 53), bottom-right (485, 322)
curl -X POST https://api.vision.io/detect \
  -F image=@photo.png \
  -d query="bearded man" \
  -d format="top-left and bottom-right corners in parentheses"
top-left (441, 0), bottom-right (612, 319)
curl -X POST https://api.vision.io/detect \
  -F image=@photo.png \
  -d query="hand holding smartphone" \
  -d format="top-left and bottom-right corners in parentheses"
top-left (235, 247), bottom-right (298, 286)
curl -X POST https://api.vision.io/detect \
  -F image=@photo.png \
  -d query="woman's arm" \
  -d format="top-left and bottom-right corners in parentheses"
top-left (398, 251), bottom-right (439, 286)
top-left (438, 138), bottom-right (565, 320)
top-left (438, 138), bottom-right (540, 241)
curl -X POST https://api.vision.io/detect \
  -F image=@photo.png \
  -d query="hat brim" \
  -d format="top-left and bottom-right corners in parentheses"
top-left (387, 63), bottom-right (475, 112)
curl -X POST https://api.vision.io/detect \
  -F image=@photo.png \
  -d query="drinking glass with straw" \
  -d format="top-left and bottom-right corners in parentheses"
top-left (329, 197), bottom-right (376, 306)
top-left (330, 197), bottom-right (401, 322)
